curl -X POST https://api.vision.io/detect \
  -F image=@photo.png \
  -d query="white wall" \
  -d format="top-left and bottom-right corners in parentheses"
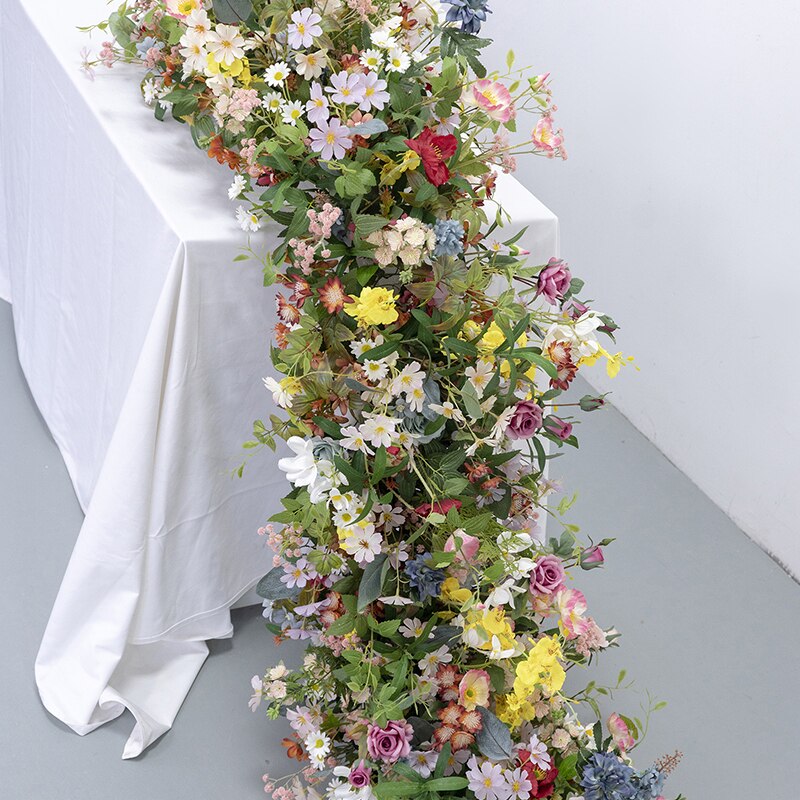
top-left (488, 1), bottom-right (800, 576)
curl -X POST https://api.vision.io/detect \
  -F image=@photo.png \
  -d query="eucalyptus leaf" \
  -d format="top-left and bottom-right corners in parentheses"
top-left (256, 566), bottom-right (298, 601)
top-left (475, 707), bottom-right (514, 761)
top-left (212, 0), bottom-right (253, 23)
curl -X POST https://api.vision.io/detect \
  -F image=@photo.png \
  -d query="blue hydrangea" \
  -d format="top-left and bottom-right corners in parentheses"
top-left (634, 768), bottom-right (665, 800)
top-left (433, 219), bottom-right (465, 257)
top-left (405, 554), bottom-right (446, 601)
top-left (444, 0), bottom-right (492, 35)
top-left (580, 753), bottom-right (638, 800)
top-left (135, 36), bottom-right (164, 60)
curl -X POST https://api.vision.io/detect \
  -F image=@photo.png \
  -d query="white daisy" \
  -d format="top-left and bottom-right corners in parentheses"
top-left (265, 60), bottom-right (291, 86)
top-left (235, 205), bottom-right (261, 232)
top-left (228, 174), bottom-right (247, 200)
top-left (359, 48), bottom-right (383, 70)
top-left (281, 100), bottom-right (305, 126)
top-left (386, 47), bottom-right (411, 73)
top-left (262, 91), bottom-right (283, 113)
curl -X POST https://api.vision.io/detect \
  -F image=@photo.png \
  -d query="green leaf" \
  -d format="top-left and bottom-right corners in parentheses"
top-left (312, 416), bottom-right (343, 439)
top-left (355, 214), bottom-right (390, 237)
top-left (475, 707), bottom-right (514, 760)
top-left (358, 339), bottom-right (401, 363)
top-left (424, 777), bottom-right (468, 792)
top-left (357, 553), bottom-right (388, 612)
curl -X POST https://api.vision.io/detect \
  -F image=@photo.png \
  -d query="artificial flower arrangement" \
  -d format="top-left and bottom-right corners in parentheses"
top-left (85, 1), bottom-right (684, 799)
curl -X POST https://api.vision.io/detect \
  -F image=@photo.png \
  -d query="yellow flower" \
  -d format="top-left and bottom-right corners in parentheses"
top-left (344, 287), bottom-right (399, 327)
top-left (176, 0), bottom-right (199, 14)
top-left (464, 607), bottom-right (516, 653)
top-left (440, 577), bottom-right (472, 606)
top-left (205, 54), bottom-right (253, 85)
top-left (513, 635), bottom-right (566, 697)
top-left (495, 692), bottom-right (537, 727)
top-left (378, 150), bottom-right (421, 186)
top-left (579, 346), bottom-right (635, 378)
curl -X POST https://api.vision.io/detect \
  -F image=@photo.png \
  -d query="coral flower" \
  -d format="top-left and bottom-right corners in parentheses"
top-left (532, 115), bottom-right (565, 158)
top-left (404, 128), bottom-right (458, 187)
top-left (318, 276), bottom-right (347, 313)
top-left (472, 79), bottom-right (515, 123)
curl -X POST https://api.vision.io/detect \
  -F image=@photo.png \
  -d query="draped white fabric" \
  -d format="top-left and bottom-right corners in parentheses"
top-left (0, 0), bottom-right (559, 759)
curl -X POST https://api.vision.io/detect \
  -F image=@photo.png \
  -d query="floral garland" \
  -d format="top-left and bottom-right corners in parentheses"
top-left (85, 2), bottom-right (683, 799)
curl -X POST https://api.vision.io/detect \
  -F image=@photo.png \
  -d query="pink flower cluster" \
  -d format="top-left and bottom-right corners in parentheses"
top-left (217, 88), bottom-right (262, 123)
top-left (307, 203), bottom-right (342, 240)
top-left (288, 238), bottom-right (319, 274)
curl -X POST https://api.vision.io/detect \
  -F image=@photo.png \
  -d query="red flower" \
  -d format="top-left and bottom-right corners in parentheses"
top-left (518, 751), bottom-right (559, 799)
top-left (416, 498), bottom-right (462, 517)
top-left (404, 128), bottom-right (458, 187)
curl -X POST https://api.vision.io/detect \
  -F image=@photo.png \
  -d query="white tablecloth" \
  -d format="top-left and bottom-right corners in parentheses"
top-left (0, 0), bottom-right (560, 759)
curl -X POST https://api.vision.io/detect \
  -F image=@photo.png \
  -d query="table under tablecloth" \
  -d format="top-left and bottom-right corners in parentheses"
top-left (0, 0), bottom-right (560, 759)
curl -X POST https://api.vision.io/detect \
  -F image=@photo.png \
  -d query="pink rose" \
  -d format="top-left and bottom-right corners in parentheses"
top-left (507, 400), bottom-right (544, 440)
top-left (444, 530), bottom-right (480, 562)
top-left (536, 258), bottom-right (572, 305)
top-left (366, 721), bottom-right (413, 763)
top-left (530, 555), bottom-right (565, 595)
top-left (545, 416), bottom-right (573, 441)
top-left (608, 713), bottom-right (635, 752)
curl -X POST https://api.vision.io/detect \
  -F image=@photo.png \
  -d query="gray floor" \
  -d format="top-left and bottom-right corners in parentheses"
top-left (1, 296), bottom-right (798, 799)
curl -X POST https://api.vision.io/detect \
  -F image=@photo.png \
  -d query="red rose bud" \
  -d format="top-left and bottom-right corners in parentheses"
top-left (580, 545), bottom-right (605, 570)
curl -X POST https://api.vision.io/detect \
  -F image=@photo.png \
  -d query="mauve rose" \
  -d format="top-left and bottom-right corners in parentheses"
top-left (545, 416), bottom-right (573, 441)
top-left (507, 400), bottom-right (543, 440)
top-left (580, 545), bottom-right (605, 570)
top-left (530, 554), bottom-right (565, 595)
top-left (536, 258), bottom-right (572, 305)
top-left (366, 721), bottom-right (413, 763)
top-left (348, 761), bottom-right (372, 788)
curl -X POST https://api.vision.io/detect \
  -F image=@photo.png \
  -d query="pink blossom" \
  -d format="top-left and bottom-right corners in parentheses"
top-left (532, 115), bottom-right (566, 159)
top-left (472, 79), bottom-right (515, 123)
top-left (555, 588), bottom-right (591, 639)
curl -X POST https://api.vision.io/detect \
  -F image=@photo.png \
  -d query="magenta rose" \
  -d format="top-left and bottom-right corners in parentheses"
top-left (536, 258), bottom-right (572, 305)
top-left (545, 416), bottom-right (573, 441)
top-left (507, 400), bottom-right (543, 440)
top-left (348, 761), bottom-right (372, 788)
top-left (530, 554), bottom-right (565, 595)
top-left (366, 721), bottom-right (413, 763)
